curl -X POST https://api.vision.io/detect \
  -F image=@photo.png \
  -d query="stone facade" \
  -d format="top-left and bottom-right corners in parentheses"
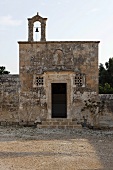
top-left (18, 41), bottom-right (99, 124)
top-left (0, 75), bottom-right (20, 125)
top-left (0, 13), bottom-right (113, 128)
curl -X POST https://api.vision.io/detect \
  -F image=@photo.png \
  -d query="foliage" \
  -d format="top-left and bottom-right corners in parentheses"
top-left (0, 66), bottom-right (10, 75)
top-left (99, 57), bottom-right (113, 94)
top-left (99, 83), bottom-right (113, 94)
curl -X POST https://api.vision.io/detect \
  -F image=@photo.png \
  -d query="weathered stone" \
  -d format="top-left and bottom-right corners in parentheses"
top-left (28, 12), bottom-right (47, 41)
top-left (1, 121), bottom-right (7, 126)
top-left (0, 13), bottom-right (113, 129)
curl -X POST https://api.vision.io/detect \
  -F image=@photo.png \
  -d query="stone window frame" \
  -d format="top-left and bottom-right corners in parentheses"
top-left (73, 73), bottom-right (85, 87)
top-left (33, 74), bottom-right (44, 88)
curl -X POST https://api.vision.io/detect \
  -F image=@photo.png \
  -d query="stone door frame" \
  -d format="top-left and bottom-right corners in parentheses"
top-left (45, 71), bottom-right (73, 119)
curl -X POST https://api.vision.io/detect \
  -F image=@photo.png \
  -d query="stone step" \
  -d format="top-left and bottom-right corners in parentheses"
top-left (99, 116), bottom-right (113, 121)
top-left (99, 120), bottom-right (113, 127)
top-left (37, 124), bottom-right (82, 129)
top-left (46, 118), bottom-right (73, 122)
top-left (42, 121), bottom-right (79, 126)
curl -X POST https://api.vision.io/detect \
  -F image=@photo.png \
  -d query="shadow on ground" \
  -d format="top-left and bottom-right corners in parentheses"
top-left (0, 128), bottom-right (113, 170)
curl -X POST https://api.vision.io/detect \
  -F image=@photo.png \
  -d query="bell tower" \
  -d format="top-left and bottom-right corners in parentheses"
top-left (28, 12), bottom-right (47, 42)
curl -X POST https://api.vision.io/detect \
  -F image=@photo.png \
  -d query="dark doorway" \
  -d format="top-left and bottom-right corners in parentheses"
top-left (52, 83), bottom-right (67, 118)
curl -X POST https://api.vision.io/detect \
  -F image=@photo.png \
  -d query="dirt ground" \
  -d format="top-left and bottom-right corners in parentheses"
top-left (0, 127), bottom-right (113, 170)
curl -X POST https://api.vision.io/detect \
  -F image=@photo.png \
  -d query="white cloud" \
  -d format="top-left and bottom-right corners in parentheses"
top-left (58, 2), bottom-right (61, 5)
top-left (86, 8), bottom-right (99, 15)
top-left (66, 0), bottom-right (70, 3)
top-left (41, 1), bottom-right (46, 6)
top-left (0, 15), bottom-right (22, 26)
top-left (90, 8), bottom-right (99, 12)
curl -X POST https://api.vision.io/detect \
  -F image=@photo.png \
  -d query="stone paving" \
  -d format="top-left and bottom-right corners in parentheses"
top-left (0, 127), bottom-right (113, 170)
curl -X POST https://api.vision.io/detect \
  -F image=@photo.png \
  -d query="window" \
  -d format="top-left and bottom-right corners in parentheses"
top-left (36, 76), bottom-right (43, 86)
top-left (33, 75), bottom-right (44, 87)
top-left (74, 73), bottom-right (85, 87)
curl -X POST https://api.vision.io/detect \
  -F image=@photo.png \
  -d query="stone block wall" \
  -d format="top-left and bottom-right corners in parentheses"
top-left (1, 41), bottom-right (113, 129)
top-left (0, 75), bottom-right (113, 129)
top-left (98, 94), bottom-right (113, 128)
top-left (18, 41), bottom-right (99, 123)
top-left (78, 94), bottom-right (113, 129)
top-left (0, 75), bottom-right (20, 125)
top-left (19, 41), bottom-right (99, 93)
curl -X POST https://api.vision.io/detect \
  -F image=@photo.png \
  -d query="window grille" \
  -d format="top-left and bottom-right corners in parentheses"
top-left (74, 74), bottom-right (84, 87)
top-left (36, 76), bottom-right (43, 86)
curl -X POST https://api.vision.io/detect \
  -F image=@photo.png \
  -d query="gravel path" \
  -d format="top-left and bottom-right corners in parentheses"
top-left (0, 127), bottom-right (113, 170)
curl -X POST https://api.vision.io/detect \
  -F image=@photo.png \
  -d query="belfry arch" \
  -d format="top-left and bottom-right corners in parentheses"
top-left (28, 12), bottom-right (47, 41)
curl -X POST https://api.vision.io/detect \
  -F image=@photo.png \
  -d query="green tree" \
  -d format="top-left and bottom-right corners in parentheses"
top-left (0, 66), bottom-right (10, 74)
top-left (99, 57), bottom-right (113, 94)
top-left (105, 58), bottom-right (113, 87)
top-left (99, 83), bottom-right (113, 94)
top-left (99, 63), bottom-right (107, 87)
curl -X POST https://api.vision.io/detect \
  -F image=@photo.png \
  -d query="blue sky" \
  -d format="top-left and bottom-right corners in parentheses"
top-left (0, 0), bottom-right (113, 73)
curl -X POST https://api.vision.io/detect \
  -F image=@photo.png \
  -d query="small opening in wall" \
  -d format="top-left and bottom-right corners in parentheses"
top-left (75, 74), bottom-right (83, 87)
top-left (34, 21), bottom-right (41, 41)
top-left (36, 76), bottom-right (43, 86)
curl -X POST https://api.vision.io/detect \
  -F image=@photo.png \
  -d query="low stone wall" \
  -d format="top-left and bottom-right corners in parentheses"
top-left (99, 94), bottom-right (113, 100)
top-left (79, 94), bottom-right (113, 129)
top-left (0, 75), bottom-right (113, 129)
top-left (99, 94), bottom-right (113, 114)
top-left (98, 94), bottom-right (113, 129)
top-left (0, 75), bottom-right (20, 123)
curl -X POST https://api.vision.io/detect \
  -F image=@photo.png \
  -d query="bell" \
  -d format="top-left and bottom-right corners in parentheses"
top-left (35, 27), bottom-right (39, 32)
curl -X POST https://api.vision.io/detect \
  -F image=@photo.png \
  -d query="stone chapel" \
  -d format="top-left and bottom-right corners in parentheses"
top-left (1, 13), bottom-right (113, 128)
top-left (18, 12), bottom-right (99, 126)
